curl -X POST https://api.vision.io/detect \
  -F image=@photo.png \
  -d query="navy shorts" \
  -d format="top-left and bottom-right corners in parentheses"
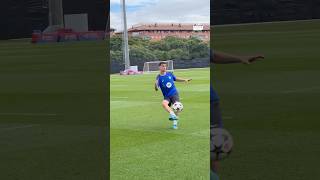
top-left (164, 93), bottom-right (180, 107)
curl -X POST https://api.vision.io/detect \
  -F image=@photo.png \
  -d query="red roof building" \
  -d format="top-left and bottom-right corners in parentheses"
top-left (116, 23), bottom-right (210, 41)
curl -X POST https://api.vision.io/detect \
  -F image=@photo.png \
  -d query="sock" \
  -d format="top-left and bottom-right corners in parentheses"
top-left (169, 111), bottom-right (176, 116)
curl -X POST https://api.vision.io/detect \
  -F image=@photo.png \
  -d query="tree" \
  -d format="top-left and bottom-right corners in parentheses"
top-left (129, 45), bottom-right (157, 61)
top-left (110, 35), bottom-right (122, 51)
top-left (110, 50), bottom-right (123, 61)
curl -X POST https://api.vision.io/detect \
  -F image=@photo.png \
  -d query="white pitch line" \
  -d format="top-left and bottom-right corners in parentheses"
top-left (111, 85), bottom-right (129, 87)
top-left (0, 124), bottom-right (39, 132)
top-left (111, 97), bottom-right (129, 99)
top-left (281, 87), bottom-right (320, 94)
top-left (0, 113), bottom-right (58, 116)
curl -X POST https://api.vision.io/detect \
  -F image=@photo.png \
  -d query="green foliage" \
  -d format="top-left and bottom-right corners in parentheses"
top-left (168, 49), bottom-right (189, 60)
top-left (110, 35), bottom-right (122, 51)
top-left (110, 50), bottom-right (122, 61)
top-left (129, 45), bottom-right (157, 61)
top-left (110, 35), bottom-right (209, 62)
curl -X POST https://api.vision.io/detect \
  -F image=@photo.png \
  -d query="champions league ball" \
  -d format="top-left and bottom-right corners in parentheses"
top-left (172, 102), bottom-right (183, 112)
top-left (210, 128), bottom-right (234, 161)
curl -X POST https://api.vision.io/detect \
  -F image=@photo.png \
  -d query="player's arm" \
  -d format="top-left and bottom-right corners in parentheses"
top-left (155, 75), bottom-right (159, 91)
top-left (175, 77), bottom-right (192, 83)
top-left (212, 51), bottom-right (264, 64)
top-left (155, 80), bottom-right (159, 91)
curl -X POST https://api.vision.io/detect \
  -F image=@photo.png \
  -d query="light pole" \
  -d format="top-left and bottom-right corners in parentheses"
top-left (122, 0), bottom-right (130, 70)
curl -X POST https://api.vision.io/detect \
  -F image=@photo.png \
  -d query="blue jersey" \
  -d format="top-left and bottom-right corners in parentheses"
top-left (156, 72), bottom-right (178, 97)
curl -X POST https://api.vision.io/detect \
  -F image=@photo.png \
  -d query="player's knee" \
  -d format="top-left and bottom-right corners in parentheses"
top-left (162, 101), bottom-right (169, 107)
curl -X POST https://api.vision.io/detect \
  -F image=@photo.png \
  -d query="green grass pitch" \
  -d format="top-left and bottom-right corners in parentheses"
top-left (0, 40), bottom-right (108, 180)
top-left (213, 20), bottom-right (320, 179)
top-left (110, 68), bottom-right (210, 179)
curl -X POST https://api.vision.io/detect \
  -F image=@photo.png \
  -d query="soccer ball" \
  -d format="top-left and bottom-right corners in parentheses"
top-left (172, 102), bottom-right (183, 112)
top-left (210, 128), bottom-right (234, 161)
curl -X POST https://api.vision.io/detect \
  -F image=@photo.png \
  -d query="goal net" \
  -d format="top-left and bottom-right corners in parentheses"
top-left (143, 60), bottom-right (174, 73)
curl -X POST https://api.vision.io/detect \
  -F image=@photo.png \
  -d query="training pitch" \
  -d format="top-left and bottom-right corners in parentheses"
top-left (111, 68), bottom-right (210, 179)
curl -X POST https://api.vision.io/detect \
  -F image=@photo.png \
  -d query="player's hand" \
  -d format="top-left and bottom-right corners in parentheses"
top-left (185, 79), bottom-right (192, 83)
top-left (241, 55), bottom-right (264, 64)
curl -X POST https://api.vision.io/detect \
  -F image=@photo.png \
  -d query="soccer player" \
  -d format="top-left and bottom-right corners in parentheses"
top-left (210, 50), bottom-right (264, 180)
top-left (155, 62), bottom-right (192, 129)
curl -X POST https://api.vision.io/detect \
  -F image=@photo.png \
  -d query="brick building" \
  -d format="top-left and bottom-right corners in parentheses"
top-left (116, 23), bottom-right (210, 41)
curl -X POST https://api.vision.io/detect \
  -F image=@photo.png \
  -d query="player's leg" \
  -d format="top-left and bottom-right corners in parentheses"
top-left (210, 88), bottom-right (223, 178)
top-left (210, 159), bottom-right (219, 173)
top-left (210, 101), bottom-right (222, 178)
top-left (172, 93), bottom-right (181, 116)
top-left (162, 99), bottom-right (178, 121)
top-left (211, 101), bottom-right (223, 172)
top-left (210, 88), bottom-right (223, 129)
top-left (170, 94), bottom-right (181, 129)
top-left (162, 99), bottom-right (172, 113)
top-left (212, 101), bottom-right (223, 128)
top-left (210, 170), bottom-right (220, 180)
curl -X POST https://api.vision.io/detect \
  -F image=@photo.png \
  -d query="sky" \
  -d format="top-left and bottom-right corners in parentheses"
top-left (110, 0), bottom-right (210, 32)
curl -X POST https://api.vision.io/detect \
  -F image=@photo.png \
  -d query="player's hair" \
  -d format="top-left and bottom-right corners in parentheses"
top-left (158, 62), bottom-right (167, 66)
